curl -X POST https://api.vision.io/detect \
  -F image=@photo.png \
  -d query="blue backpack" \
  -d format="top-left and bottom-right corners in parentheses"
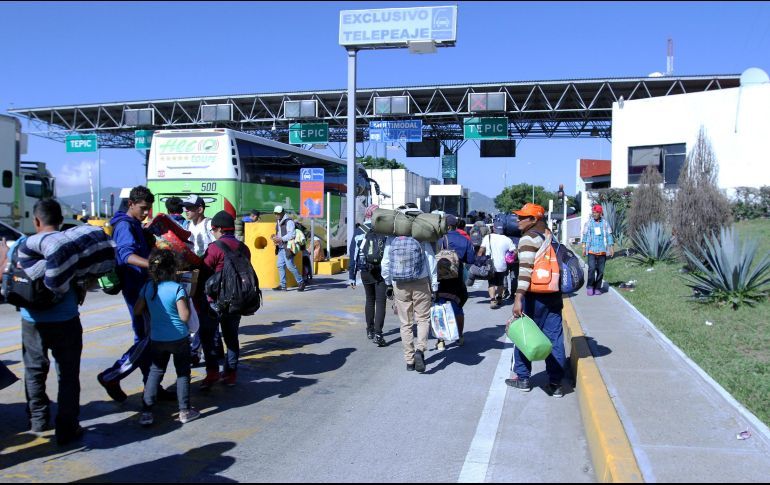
top-left (532, 232), bottom-right (585, 294)
top-left (389, 236), bottom-right (423, 282)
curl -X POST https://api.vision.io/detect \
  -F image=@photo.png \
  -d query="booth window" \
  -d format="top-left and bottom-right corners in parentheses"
top-left (628, 143), bottom-right (686, 186)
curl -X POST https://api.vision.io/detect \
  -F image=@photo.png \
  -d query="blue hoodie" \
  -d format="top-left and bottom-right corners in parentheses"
top-left (110, 211), bottom-right (151, 302)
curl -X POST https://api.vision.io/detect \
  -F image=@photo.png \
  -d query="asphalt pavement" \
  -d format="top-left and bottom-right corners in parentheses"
top-left (0, 274), bottom-right (593, 482)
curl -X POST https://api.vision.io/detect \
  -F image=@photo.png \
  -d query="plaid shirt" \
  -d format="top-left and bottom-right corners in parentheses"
top-left (582, 218), bottom-right (614, 254)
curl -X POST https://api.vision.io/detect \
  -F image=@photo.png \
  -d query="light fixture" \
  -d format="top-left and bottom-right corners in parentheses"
top-left (408, 40), bottom-right (437, 55)
top-left (271, 121), bottom-right (276, 131)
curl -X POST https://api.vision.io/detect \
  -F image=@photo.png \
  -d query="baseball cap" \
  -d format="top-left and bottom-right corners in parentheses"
top-left (592, 204), bottom-right (603, 214)
top-left (445, 214), bottom-right (458, 226)
top-left (273, 205), bottom-right (284, 214)
top-left (211, 211), bottom-right (235, 230)
top-left (513, 203), bottom-right (546, 219)
top-left (181, 194), bottom-right (205, 208)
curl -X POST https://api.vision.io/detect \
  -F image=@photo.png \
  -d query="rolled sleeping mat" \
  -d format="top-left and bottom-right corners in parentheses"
top-left (411, 212), bottom-right (447, 242)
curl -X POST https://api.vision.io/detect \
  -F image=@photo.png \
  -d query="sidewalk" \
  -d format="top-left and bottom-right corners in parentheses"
top-left (569, 287), bottom-right (770, 482)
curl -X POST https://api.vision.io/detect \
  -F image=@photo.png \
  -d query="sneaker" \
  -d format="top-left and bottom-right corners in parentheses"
top-left (297, 281), bottom-right (306, 292)
top-left (457, 336), bottom-right (465, 347)
top-left (139, 411), bottom-right (154, 426)
top-left (200, 369), bottom-right (220, 390)
top-left (273, 286), bottom-right (286, 291)
top-left (374, 334), bottom-right (387, 347)
top-left (587, 288), bottom-right (594, 296)
top-left (222, 370), bottom-right (237, 387)
top-left (366, 330), bottom-right (374, 340)
top-left (406, 363), bottom-right (415, 371)
top-left (414, 350), bottom-right (426, 373)
top-left (55, 425), bottom-right (84, 446)
top-left (179, 408), bottom-right (201, 424)
top-left (505, 377), bottom-right (531, 392)
top-left (490, 301), bottom-right (500, 310)
top-left (97, 372), bottom-right (127, 403)
top-left (550, 383), bottom-right (564, 398)
top-left (436, 340), bottom-right (445, 351)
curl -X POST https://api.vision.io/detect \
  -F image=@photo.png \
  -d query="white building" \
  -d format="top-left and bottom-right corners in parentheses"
top-left (365, 168), bottom-right (439, 211)
top-left (610, 68), bottom-right (770, 190)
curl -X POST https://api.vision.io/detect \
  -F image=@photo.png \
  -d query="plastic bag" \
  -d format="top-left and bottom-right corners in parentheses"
top-left (506, 314), bottom-right (552, 361)
top-left (430, 301), bottom-right (459, 343)
top-left (186, 298), bottom-right (200, 334)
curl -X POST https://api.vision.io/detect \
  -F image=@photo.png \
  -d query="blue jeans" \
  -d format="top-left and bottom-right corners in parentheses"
top-left (100, 292), bottom-right (150, 383)
top-left (277, 249), bottom-right (303, 288)
top-left (513, 293), bottom-right (567, 384)
top-left (143, 337), bottom-right (191, 411)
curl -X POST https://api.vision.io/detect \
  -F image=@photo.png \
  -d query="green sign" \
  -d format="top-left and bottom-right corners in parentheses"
top-left (463, 117), bottom-right (508, 140)
top-left (135, 130), bottom-right (154, 150)
top-left (442, 154), bottom-right (457, 179)
top-left (65, 134), bottom-right (98, 152)
top-left (289, 123), bottom-right (329, 144)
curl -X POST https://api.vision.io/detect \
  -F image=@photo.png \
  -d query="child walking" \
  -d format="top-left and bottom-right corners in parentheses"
top-left (134, 249), bottom-right (200, 426)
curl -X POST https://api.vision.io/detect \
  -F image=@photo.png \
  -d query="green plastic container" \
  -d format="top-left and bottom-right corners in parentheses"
top-left (506, 314), bottom-right (553, 361)
top-left (98, 270), bottom-right (122, 296)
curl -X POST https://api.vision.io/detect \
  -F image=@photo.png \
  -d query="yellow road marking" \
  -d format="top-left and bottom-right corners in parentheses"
top-left (0, 304), bottom-right (126, 334)
top-left (0, 320), bottom-right (131, 355)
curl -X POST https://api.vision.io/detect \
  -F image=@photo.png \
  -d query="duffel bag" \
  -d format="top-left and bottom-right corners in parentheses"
top-left (506, 314), bottom-right (553, 361)
top-left (411, 213), bottom-right (447, 242)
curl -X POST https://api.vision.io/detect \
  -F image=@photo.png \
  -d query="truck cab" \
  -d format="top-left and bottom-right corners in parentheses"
top-left (428, 184), bottom-right (469, 217)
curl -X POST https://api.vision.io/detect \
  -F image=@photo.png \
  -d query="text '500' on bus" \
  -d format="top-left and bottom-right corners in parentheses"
top-left (147, 128), bottom-right (371, 250)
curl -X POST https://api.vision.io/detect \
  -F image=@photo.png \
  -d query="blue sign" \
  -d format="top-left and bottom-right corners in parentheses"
top-left (300, 168), bottom-right (325, 182)
top-left (368, 120), bottom-right (423, 143)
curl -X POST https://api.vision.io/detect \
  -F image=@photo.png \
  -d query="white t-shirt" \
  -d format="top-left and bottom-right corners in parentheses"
top-left (481, 233), bottom-right (516, 272)
top-left (188, 217), bottom-right (215, 256)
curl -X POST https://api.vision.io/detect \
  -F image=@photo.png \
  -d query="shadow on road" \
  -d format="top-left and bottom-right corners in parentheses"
top-left (423, 323), bottom-right (508, 374)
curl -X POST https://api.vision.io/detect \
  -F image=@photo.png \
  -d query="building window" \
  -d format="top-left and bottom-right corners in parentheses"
top-left (628, 143), bottom-right (686, 186)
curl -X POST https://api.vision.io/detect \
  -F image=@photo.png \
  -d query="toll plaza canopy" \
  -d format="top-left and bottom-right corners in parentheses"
top-left (9, 74), bottom-right (740, 149)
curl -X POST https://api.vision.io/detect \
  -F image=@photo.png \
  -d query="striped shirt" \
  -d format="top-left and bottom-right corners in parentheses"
top-left (516, 230), bottom-right (546, 296)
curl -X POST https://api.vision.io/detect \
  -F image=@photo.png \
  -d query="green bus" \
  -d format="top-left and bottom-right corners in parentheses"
top-left (146, 128), bottom-right (370, 250)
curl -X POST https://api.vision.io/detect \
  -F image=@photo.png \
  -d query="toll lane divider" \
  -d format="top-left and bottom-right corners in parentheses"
top-left (563, 297), bottom-right (643, 483)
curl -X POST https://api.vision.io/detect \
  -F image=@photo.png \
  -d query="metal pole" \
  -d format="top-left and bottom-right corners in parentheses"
top-left (346, 48), bottom-right (357, 255)
top-left (326, 191), bottom-right (332, 260)
top-left (310, 218), bottom-right (315, 277)
top-left (562, 194), bottom-right (568, 245)
top-left (97, 149), bottom-right (101, 219)
top-left (548, 199), bottom-right (553, 232)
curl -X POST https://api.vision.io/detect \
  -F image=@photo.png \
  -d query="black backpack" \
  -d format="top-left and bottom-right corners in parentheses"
top-left (361, 231), bottom-right (386, 268)
top-left (1, 235), bottom-right (62, 310)
top-left (204, 240), bottom-right (262, 316)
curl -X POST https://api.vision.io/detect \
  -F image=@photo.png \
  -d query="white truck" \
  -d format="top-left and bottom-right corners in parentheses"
top-left (0, 114), bottom-right (80, 233)
top-left (428, 184), bottom-right (469, 217)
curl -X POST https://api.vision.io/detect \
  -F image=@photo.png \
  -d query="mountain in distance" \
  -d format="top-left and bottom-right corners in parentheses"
top-left (57, 186), bottom-right (124, 212)
top-left (468, 191), bottom-right (497, 214)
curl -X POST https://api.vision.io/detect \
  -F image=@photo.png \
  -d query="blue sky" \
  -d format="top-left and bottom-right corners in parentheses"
top-left (1, 1), bottom-right (769, 199)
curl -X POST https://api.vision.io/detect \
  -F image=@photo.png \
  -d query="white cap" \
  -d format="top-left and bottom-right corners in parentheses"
top-left (273, 205), bottom-right (284, 214)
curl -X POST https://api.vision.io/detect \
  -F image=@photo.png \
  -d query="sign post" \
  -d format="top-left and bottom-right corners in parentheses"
top-left (301, 168), bottom-right (325, 277)
top-left (441, 153), bottom-right (457, 181)
top-left (340, 5), bottom-right (457, 254)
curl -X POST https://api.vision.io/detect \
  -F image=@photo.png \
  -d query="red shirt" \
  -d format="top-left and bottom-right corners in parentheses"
top-left (203, 235), bottom-right (252, 273)
top-left (456, 229), bottom-right (471, 241)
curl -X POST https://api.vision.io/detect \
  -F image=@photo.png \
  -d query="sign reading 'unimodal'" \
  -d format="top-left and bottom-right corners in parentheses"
top-left (339, 6), bottom-right (457, 47)
top-left (369, 120), bottom-right (423, 142)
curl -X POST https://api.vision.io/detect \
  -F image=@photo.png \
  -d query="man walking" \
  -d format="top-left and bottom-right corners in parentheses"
top-left (582, 204), bottom-right (614, 295)
top-left (381, 212), bottom-right (438, 373)
top-left (506, 203), bottom-right (567, 397)
top-left (478, 225), bottom-right (515, 309)
top-left (18, 200), bottom-right (86, 445)
top-left (435, 214), bottom-right (475, 349)
top-left (271, 206), bottom-right (305, 292)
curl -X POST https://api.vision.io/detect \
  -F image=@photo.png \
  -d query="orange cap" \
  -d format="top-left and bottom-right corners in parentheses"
top-left (513, 203), bottom-right (545, 219)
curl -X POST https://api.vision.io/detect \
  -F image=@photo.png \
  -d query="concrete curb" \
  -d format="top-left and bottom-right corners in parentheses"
top-left (563, 297), bottom-right (644, 483)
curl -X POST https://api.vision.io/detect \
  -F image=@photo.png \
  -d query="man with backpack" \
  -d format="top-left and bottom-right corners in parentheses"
top-left (505, 203), bottom-right (567, 398)
top-left (434, 214), bottom-right (475, 350)
top-left (582, 204), bottom-right (614, 296)
top-left (381, 209), bottom-right (438, 373)
top-left (348, 204), bottom-right (387, 347)
top-left (200, 211), bottom-right (259, 388)
top-left (271, 205), bottom-right (305, 292)
top-left (478, 226), bottom-right (516, 309)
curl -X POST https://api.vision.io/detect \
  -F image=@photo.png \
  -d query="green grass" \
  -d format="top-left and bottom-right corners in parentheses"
top-left (603, 218), bottom-right (770, 426)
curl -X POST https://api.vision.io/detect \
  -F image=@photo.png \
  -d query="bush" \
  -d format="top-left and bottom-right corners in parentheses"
top-left (671, 127), bottom-right (733, 260)
top-left (682, 226), bottom-right (770, 309)
top-left (590, 187), bottom-right (634, 214)
top-left (630, 222), bottom-right (675, 266)
top-left (600, 201), bottom-right (627, 248)
top-left (628, 165), bottom-right (667, 238)
top-left (731, 186), bottom-right (770, 221)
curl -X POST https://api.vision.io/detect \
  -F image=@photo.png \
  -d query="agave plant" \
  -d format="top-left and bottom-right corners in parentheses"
top-left (601, 201), bottom-right (627, 248)
top-left (682, 226), bottom-right (770, 309)
top-left (629, 222), bottom-right (675, 266)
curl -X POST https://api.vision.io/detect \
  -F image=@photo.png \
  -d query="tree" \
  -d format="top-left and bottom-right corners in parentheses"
top-left (495, 183), bottom-right (558, 213)
top-left (671, 126), bottom-right (733, 260)
top-left (627, 164), bottom-right (667, 238)
top-left (357, 156), bottom-right (405, 169)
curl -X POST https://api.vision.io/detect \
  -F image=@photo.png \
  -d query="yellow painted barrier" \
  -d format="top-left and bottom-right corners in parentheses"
top-left (244, 222), bottom-right (303, 289)
top-left (316, 259), bottom-right (342, 275)
top-left (563, 298), bottom-right (643, 483)
top-left (86, 218), bottom-right (113, 237)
